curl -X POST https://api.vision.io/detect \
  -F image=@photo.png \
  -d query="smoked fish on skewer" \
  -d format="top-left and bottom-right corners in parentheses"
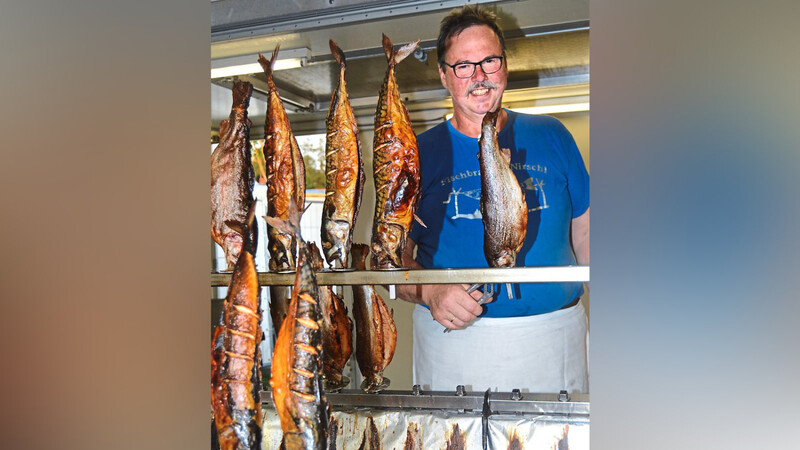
top-left (370, 34), bottom-right (422, 270)
top-left (266, 205), bottom-right (331, 450)
top-left (308, 242), bottom-right (354, 392)
top-left (211, 204), bottom-right (263, 450)
top-left (350, 243), bottom-right (397, 393)
top-left (258, 45), bottom-right (307, 272)
top-left (478, 108), bottom-right (527, 268)
top-left (211, 80), bottom-right (256, 272)
top-left (321, 39), bottom-right (364, 270)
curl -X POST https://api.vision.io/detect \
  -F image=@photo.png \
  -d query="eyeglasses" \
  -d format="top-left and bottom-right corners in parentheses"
top-left (442, 55), bottom-right (505, 79)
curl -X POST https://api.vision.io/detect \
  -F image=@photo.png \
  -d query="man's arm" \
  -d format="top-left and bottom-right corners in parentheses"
top-left (571, 207), bottom-right (590, 266)
top-left (397, 238), bottom-right (485, 330)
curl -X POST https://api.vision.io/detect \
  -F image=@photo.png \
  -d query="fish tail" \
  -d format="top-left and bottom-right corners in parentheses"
top-left (329, 39), bottom-right (346, 68)
top-left (383, 34), bottom-right (419, 66)
top-left (257, 44), bottom-right (281, 78)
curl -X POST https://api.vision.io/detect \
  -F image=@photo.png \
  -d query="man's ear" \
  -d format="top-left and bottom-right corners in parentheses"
top-left (438, 64), bottom-right (448, 90)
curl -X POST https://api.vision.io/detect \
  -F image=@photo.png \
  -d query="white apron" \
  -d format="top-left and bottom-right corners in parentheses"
top-left (412, 301), bottom-right (589, 394)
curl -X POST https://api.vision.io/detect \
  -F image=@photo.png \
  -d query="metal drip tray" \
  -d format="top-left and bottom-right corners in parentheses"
top-left (260, 389), bottom-right (589, 449)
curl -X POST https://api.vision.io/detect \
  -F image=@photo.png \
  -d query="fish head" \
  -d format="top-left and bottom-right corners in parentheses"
top-left (322, 219), bottom-right (352, 267)
top-left (438, 24), bottom-right (507, 120)
top-left (487, 247), bottom-right (517, 268)
top-left (372, 222), bottom-right (405, 268)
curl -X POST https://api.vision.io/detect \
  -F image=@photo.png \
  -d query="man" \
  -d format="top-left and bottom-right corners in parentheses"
top-left (397, 5), bottom-right (590, 394)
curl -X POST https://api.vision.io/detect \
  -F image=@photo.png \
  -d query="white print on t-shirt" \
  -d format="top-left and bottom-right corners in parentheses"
top-left (440, 169), bottom-right (550, 220)
top-left (443, 187), bottom-right (482, 220)
top-left (521, 177), bottom-right (549, 212)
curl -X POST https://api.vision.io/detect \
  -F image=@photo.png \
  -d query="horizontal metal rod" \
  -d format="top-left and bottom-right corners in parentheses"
top-left (211, 266), bottom-right (589, 286)
top-left (259, 388), bottom-right (589, 416)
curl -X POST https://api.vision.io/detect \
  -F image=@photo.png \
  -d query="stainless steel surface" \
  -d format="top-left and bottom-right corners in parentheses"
top-left (259, 388), bottom-right (589, 448)
top-left (260, 388), bottom-right (589, 416)
top-left (212, 0), bottom-right (515, 41)
top-left (210, 265), bottom-right (590, 286)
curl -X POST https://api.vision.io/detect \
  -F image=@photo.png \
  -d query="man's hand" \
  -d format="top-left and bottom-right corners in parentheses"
top-left (422, 283), bottom-right (488, 330)
top-left (396, 238), bottom-right (491, 330)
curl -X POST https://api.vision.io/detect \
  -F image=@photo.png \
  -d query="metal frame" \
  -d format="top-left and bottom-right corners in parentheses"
top-left (211, 265), bottom-right (589, 286)
top-left (211, 0), bottom-right (512, 42)
top-left (260, 388), bottom-right (589, 417)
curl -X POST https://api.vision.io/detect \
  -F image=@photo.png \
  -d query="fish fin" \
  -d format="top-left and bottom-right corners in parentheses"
top-left (382, 34), bottom-right (394, 62)
top-left (329, 39), bottom-right (346, 67)
top-left (394, 39), bottom-right (420, 65)
top-left (413, 214), bottom-right (427, 228)
top-left (257, 45), bottom-right (280, 77)
top-left (264, 198), bottom-right (304, 240)
top-left (218, 119), bottom-right (229, 139)
top-left (501, 147), bottom-right (512, 164)
top-left (383, 34), bottom-right (420, 65)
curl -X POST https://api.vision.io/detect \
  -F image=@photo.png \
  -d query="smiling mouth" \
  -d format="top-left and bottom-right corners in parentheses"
top-left (470, 88), bottom-right (490, 96)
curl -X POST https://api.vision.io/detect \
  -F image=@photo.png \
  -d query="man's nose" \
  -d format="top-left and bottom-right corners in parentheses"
top-left (471, 63), bottom-right (488, 81)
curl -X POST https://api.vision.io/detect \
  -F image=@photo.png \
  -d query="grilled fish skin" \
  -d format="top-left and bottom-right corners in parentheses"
top-left (211, 80), bottom-right (256, 272)
top-left (350, 243), bottom-right (397, 393)
top-left (370, 34), bottom-right (422, 270)
top-left (211, 204), bottom-right (263, 450)
top-left (479, 109), bottom-right (527, 267)
top-left (322, 40), bottom-right (364, 270)
top-left (308, 242), bottom-right (354, 392)
top-left (258, 46), bottom-right (307, 272)
top-left (267, 209), bottom-right (330, 450)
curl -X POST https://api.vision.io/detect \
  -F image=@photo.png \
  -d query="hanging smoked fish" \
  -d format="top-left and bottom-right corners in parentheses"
top-left (258, 45), bottom-right (306, 272)
top-left (266, 205), bottom-right (330, 450)
top-left (308, 242), bottom-right (354, 392)
top-left (478, 109), bottom-right (527, 268)
top-left (211, 203), bottom-right (263, 450)
top-left (370, 34), bottom-right (422, 270)
top-left (321, 39), bottom-right (364, 270)
top-left (350, 243), bottom-right (397, 393)
top-left (211, 80), bottom-right (256, 272)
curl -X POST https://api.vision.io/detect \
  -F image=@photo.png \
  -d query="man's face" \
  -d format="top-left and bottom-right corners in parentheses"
top-left (439, 24), bottom-right (508, 118)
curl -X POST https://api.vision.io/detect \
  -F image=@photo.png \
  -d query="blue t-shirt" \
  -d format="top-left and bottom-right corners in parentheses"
top-left (409, 109), bottom-right (589, 317)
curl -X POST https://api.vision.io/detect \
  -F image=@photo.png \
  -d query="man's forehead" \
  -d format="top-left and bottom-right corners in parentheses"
top-left (446, 25), bottom-right (502, 55)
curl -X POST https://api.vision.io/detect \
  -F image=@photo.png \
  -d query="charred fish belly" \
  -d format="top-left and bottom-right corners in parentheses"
top-left (370, 34), bottom-right (422, 270)
top-left (211, 80), bottom-right (256, 272)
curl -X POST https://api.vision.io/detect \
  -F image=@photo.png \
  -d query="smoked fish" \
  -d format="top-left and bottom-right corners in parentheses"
top-left (350, 243), bottom-right (397, 393)
top-left (479, 109), bottom-right (527, 268)
top-left (308, 242), bottom-right (354, 392)
top-left (267, 207), bottom-right (330, 450)
top-left (211, 204), bottom-right (263, 450)
top-left (258, 45), bottom-right (306, 272)
top-left (370, 34), bottom-right (422, 270)
top-left (211, 80), bottom-right (256, 272)
top-left (321, 40), bottom-right (364, 270)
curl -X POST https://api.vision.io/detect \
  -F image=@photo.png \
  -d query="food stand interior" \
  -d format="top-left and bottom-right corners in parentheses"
top-left (210, 1), bottom-right (590, 446)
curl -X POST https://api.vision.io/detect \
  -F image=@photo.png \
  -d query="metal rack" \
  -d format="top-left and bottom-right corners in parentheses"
top-left (211, 265), bottom-right (590, 286)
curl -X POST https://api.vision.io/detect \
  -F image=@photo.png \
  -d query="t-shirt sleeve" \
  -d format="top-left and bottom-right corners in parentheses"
top-left (558, 123), bottom-right (590, 218)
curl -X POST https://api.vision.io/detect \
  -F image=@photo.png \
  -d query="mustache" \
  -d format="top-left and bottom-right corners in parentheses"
top-left (464, 80), bottom-right (498, 96)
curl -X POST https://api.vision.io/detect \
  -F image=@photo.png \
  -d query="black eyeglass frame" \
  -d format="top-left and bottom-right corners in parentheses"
top-left (441, 55), bottom-right (506, 79)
